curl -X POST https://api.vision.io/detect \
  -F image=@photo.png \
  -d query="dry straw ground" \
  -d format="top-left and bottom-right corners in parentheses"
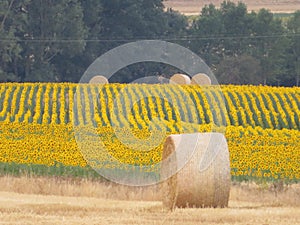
top-left (164, 0), bottom-right (300, 14)
top-left (0, 176), bottom-right (299, 225)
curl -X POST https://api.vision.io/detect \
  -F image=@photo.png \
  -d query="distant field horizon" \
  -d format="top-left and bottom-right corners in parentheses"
top-left (163, 0), bottom-right (300, 15)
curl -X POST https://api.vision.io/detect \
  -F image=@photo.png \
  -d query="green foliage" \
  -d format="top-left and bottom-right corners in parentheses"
top-left (216, 54), bottom-right (262, 84)
top-left (0, 0), bottom-right (299, 86)
top-left (0, 161), bottom-right (297, 184)
top-left (23, 0), bottom-right (88, 82)
top-left (287, 11), bottom-right (300, 86)
top-left (0, 0), bottom-right (27, 81)
top-left (0, 162), bottom-right (105, 180)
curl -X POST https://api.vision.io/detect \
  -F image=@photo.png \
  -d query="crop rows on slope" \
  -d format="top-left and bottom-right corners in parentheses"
top-left (0, 83), bottom-right (299, 130)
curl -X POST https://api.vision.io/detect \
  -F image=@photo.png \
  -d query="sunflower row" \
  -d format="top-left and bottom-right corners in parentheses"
top-left (0, 83), bottom-right (299, 130)
top-left (0, 122), bottom-right (299, 180)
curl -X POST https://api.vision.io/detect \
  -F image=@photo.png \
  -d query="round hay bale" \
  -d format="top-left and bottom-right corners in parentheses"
top-left (161, 133), bottom-right (231, 209)
top-left (191, 73), bottom-right (211, 85)
top-left (89, 75), bottom-right (109, 84)
top-left (169, 74), bottom-right (191, 85)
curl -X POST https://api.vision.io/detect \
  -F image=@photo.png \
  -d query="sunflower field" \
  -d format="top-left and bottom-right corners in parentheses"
top-left (0, 83), bottom-right (299, 182)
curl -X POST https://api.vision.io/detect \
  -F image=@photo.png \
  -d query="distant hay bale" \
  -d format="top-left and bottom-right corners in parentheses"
top-left (161, 133), bottom-right (231, 209)
top-left (169, 74), bottom-right (191, 85)
top-left (89, 75), bottom-right (109, 84)
top-left (191, 73), bottom-right (211, 85)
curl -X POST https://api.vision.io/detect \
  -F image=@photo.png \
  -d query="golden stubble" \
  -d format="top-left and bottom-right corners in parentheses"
top-left (0, 176), bottom-right (300, 225)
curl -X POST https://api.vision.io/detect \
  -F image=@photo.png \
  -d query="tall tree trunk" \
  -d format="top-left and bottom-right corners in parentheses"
top-left (0, 0), bottom-right (15, 31)
top-left (263, 78), bottom-right (267, 86)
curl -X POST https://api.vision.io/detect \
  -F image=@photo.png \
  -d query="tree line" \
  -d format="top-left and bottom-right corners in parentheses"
top-left (0, 0), bottom-right (299, 86)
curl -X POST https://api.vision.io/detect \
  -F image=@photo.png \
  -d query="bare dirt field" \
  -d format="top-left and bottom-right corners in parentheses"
top-left (0, 176), bottom-right (300, 225)
top-left (164, 0), bottom-right (300, 14)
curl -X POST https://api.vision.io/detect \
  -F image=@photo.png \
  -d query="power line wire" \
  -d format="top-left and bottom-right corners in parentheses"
top-left (0, 32), bottom-right (300, 43)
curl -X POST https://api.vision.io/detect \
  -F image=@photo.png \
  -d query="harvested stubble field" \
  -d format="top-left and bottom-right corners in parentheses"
top-left (0, 176), bottom-right (299, 225)
top-left (164, 0), bottom-right (300, 14)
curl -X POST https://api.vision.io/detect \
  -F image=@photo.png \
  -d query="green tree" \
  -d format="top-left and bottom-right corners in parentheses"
top-left (190, 1), bottom-right (254, 66)
top-left (53, 0), bottom-right (103, 82)
top-left (99, 0), bottom-right (167, 42)
top-left (190, 4), bottom-right (224, 66)
top-left (93, 0), bottom-right (188, 83)
top-left (0, 0), bottom-right (29, 81)
top-left (23, 0), bottom-right (87, 82)
top-left (287, 10), bottom-right (300, 86)
top-left (216, 54), bottom-right (262, 84)
top-left (164, 8), bottom-right (188, 38)
top-left (250, 8), bottom-right (285, 85)
top-left (262, 36), bottom-right (291, 86)
top-left (220, 1), bottom-right (254, 56)
top-left (80, 0), bottom-right (102, 61)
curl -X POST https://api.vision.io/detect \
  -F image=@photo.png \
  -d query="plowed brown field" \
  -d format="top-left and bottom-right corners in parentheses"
top-left (164, 0), bottom-right (300, 14)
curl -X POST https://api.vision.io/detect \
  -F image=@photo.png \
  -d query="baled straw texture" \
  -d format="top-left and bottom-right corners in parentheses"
top-left (89, 75), bottom-right (109, 84)
top-left (169, 74), bottom-right (191, 85)
top-left (161, 133), bottom-right (231, 209)
top-left (191, 73), bottom-right (211, 85)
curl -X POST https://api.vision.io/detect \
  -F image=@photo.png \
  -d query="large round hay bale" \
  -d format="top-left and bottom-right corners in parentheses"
top-left (191, 73), bottom-right (211, 85)
top-left (89, 75), bottom-right (109, 84)
top-left (169, 74), bottom-right (191, 85)
top-left (161, 133), bottom-right (231, 209)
